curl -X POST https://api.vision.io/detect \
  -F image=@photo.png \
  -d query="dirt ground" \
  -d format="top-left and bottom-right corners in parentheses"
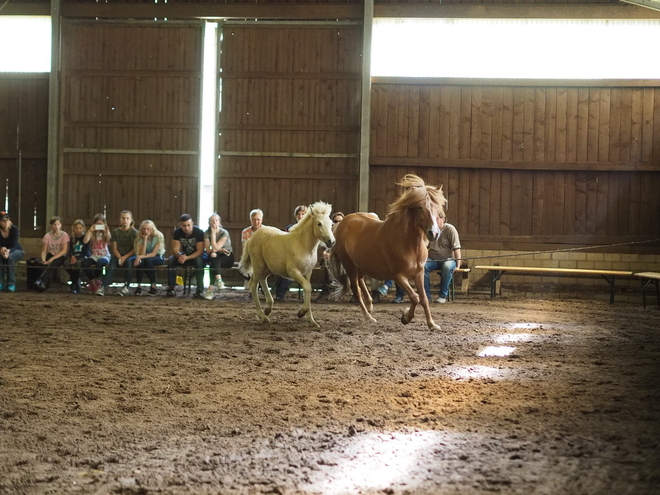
top-left (1, 287), bottom-right (659, 495)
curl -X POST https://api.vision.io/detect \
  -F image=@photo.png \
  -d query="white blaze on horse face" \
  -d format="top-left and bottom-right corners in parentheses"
top-left (315, 211), bottom-right (335, 248)
top-left (426, 209), bottom-right (440, 241)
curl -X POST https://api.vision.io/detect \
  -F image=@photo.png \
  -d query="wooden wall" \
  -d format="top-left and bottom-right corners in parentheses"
top-left (59, 21), bottom-right (203, 242)
top-left (370, 82), bottom-right (660, 250)
top-left (0, 74), bottom-right (48, 238)
top-left (217, 23), bottom-right (362, 252)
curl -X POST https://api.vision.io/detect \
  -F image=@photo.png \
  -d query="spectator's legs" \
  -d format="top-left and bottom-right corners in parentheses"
top-left (5, 249), bottom-right (24, 287)
top-left (437, 260), bottom-right (457, 299)
top-left (124, 256), bottom-right (136, 287)
top-left (193, 257), bottom-right (205, 292)
top-left (102, 256), bottom-right (120, 288)
top-left (423, 260), bottom-right (442, 300)
top-left (167, 255), bottom-right (181, 288)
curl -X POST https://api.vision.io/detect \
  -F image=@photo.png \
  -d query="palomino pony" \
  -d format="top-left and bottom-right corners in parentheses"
top-left (328, 174), bottom-right (447, 330)
top-left (239, 201), bottom-right (335, 328)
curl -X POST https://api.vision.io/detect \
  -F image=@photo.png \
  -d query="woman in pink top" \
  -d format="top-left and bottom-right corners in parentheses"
top-left (81, 213), bottom-right (111, 295)
top-left (33, 216), bottom-right (70, 291)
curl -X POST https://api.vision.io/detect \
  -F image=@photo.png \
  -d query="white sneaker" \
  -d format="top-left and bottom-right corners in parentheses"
top-left (214, 278), bottom-right (225, 290)
top-left (97, 286), bottom-right (105, 297)
top-left (203, 287), bottom-right (214, 300)
top-left (118, 286), bottom-right (129, 297)
top-left (434, 296), bottom-right (447, 304)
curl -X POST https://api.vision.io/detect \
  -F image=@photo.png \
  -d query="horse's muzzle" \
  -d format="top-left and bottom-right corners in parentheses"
top-left (325, 238), bottom-right (335, 248)
top-left (426, 230), bottom-right (439, 242)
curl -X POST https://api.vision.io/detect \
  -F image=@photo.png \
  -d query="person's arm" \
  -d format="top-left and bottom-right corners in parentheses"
top-left (453, 248), bottom-right (461, 271)
top-left (83, 227), bottom-right (94, 244)
top-left (172, 238), bottom-right (184, 263)
top-left (40, 237), bottom-right (48, 263)
top-left (54, 240), bottom-right (69, 260)
top-left (187, 240), bottom-right (205, 260)
top-left (143, 238), bottom-right (160, 259)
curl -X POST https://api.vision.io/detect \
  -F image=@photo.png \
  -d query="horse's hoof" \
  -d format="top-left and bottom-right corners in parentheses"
top-left (297, 309), bottom-right (308, 318)
top-left (428, 323), bottom-right (441, 331)
top-left (259, 316), bottom-right (271, 324)
top-left (264, 307), bottom-right (272, 316)
top-left (401, 314), bottom-right (411, 325)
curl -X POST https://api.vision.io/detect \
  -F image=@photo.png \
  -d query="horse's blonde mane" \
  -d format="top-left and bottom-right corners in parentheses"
top-left (387, 174), bottom-right (446, 218)
top-left (289, 201), bottom-right (332, 232)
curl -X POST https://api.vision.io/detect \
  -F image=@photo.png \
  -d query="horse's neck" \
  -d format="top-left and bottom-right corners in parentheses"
top-left (382, 213), bottom-right (424, 245)
top-left (290, 221), bottom-right (320, 251)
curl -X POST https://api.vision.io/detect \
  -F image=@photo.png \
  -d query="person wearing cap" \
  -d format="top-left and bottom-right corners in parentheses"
top-left (0, 211), bottom-right (24, 292)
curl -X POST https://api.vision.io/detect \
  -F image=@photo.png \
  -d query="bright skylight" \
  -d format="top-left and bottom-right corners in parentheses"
top-left (372, 19), bottom-right (660, 79)
top-left (0, 16), bottom-right (51, 72)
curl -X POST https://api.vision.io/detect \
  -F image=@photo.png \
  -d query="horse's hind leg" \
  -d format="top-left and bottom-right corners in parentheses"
top-left (260, 276), bottom-right (274, 316)
top-left (352, 274), bottom-right (376, 323)
top-left (358, 277), bottom-right (374, 313)
top-left (249, 275), bottom-right (270, 323)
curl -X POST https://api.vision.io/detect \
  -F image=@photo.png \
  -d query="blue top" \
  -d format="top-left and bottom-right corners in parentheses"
top-left (0, 225), bottom-right (22, 252)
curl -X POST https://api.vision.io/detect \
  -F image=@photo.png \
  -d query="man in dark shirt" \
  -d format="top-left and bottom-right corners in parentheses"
top-left (166, 214), bottom-right (206, 297)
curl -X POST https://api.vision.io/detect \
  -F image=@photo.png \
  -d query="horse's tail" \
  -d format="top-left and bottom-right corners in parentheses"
top-left (326, 249), bottom-right (351, 300)
top-left (238, 242), bottom-right (253, 278)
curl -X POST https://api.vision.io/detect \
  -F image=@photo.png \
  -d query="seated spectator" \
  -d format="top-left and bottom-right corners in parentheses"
top-left (82, 213), bottom-right (111, 295)
top-left (166, 214), bottom-right (206, 298)
top-left (129, 220), bottom-right (165, 296)
top-left (0, 211), bottom-right (24, 293)
top-left (34, 216), bottom-right (70, 291)
top-left (424, 215), bottom-right (461, 304)
top-left (203, 213), bottom-right (234, 300)
top-left (241, 208), bottom-right (263, 247)
top-left (101, 210), bottom-right (138, 296)
top-left (63, 219), bottom-right (90, 294)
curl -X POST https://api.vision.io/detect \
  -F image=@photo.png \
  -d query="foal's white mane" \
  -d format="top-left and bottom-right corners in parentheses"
top-left (288, 201), bottom-right (332, 232)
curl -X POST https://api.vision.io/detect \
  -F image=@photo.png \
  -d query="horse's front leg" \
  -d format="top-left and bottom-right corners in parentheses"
top-left (394, 276), bottom-right (419, 325)
top-left (249, 274), bottom-right (269, 323)
top-left (292, 272), bottom-right (318, 328)
top-left (414, 271), bottom-right (440, 331)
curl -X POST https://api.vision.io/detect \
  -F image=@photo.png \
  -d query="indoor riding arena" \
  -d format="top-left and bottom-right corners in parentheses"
top-left (1, 2), bottom-right (659, 495)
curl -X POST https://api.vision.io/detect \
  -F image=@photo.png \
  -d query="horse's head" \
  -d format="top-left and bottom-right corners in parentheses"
top-left (305, 201), bottom-right (335, 248)
top-left (389, 174), bottom-right (447, 241)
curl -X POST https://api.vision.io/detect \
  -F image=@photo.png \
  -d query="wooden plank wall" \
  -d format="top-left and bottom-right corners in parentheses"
top-left (370, 83), bottom-right (660, 250)
top-left (60, 21), bottom-right (202, 244)
top-left (0, 74), bottom-right (48, 238)
top-left (217, 23), bottom-right (362, 254)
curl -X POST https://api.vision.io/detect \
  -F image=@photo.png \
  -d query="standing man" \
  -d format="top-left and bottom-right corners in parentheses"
top-left (424, 215), bottom-right (461, 304)
top-left (166, 214), bottom-right (206, 298)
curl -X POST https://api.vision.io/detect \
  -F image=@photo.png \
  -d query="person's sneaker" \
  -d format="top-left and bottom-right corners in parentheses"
top-left (392, 296), bottom-right (404, 304)
top-left (166, 287), bottom-right (176, 297)
top-left (378, 284), bottom-right (389, 296)
top-left (71, 282), bottom-right (80, 294)
top-left (435, 296), bottom-right (447, 304)
top-left (35, 279), bottom-right (46, 292)
top-left (214, 278), bottom-right (225, 290)
top-left (118, 286), bottom-right (129, 297)
top-left (193, 291), bottom-right (204, 299)
top-left (97, 286), bottom-right (105, 296)
top-left (134, 287), bottom-right (143, 296)
top-left (7, 285), bottom-right (15, 293)
top-left (147, 286), bottom-right (158, 296)
top-left (203, 287), bottom-right (214, 300)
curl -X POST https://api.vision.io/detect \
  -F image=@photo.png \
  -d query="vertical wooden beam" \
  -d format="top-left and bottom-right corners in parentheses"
top-left (47, 0), bottom-right (61, 219)
top-left (359, 0), bottom-right (372, 212)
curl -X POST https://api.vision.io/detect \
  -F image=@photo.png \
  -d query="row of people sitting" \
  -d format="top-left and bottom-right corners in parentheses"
top-left (23, 210), bottom-right (234, 299)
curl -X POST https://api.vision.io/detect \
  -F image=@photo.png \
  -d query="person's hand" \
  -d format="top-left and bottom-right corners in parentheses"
top-left (0, 247), bottom-right (8, 259)
top-left (69, 256), bottom-right (77, 264)
top-left (177, 253), bottom-right (187, 263)
top-left (118, 257), bottom-right (124, 267)
top-left (43, 259), bottom-right (50, 265)
top-left (133, 257), bottom-right (141, 268)
top-left (209, 251), bottom-right (217, 258)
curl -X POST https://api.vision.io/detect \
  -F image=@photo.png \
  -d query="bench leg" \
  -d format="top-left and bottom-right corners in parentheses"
top-left (601, 275), bottom-right (616, 304)
top-left (490, 270), bottom-right (502, 299)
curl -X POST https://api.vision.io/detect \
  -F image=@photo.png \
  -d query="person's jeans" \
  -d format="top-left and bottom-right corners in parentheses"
top-left (130, 255), bottom-right (164, 284)
top-left (0, 249), bottom-right (24, 286)
top-left (102, 256), bottom-right (131, 288)
top-left (82, 257), bottom-right (110, 281)
top-left (167, 255), bottom-right (205, 290)
top-left (424, 259), bottom-right (457, 300)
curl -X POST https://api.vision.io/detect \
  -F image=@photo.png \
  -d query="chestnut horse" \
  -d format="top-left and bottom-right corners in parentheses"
top-left (327, 174), bottom-right (447, 330)
top-left (239, 201), bottom-right (335, 328)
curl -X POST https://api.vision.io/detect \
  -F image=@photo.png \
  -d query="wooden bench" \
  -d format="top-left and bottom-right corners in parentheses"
top-left (634, 272), bottom-right (660, 308)
top-left (475, 265), bottom-right (635, 304)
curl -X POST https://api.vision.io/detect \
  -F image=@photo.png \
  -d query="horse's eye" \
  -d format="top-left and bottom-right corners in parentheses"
top-left (317, 222), bottom-right (322, 226)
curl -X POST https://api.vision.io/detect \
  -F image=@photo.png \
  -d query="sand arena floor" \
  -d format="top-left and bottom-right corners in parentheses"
top-left (1, 289), bottom-right (659, 494)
